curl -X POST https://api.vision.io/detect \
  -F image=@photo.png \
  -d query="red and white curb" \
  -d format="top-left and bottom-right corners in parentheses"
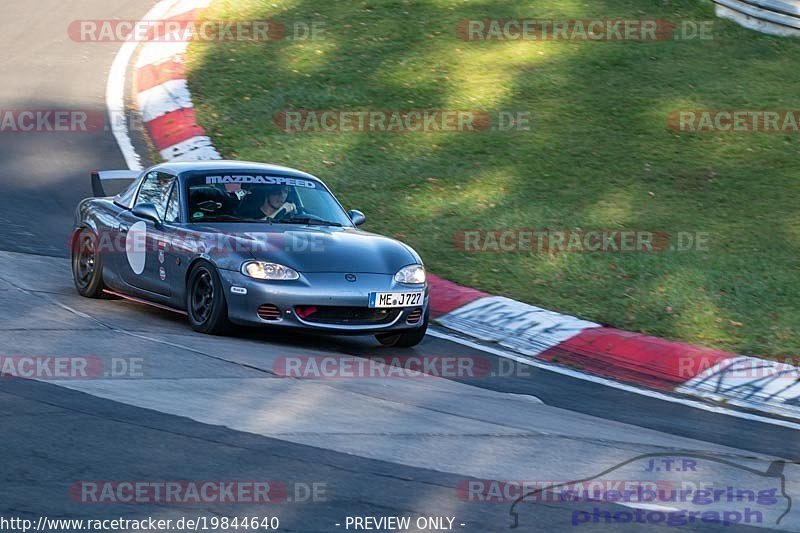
top-left (676, 357), bottom-right (800, 420)
top-left (428, 275), bottom-right (800, 421)
top-left (120, 1), bottom-right (800, 423)
top-left (132, 0), bottom-right (222, 164)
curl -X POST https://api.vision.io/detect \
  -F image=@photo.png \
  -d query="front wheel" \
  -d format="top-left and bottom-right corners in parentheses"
top-left (187, 262), bottom-right (232, 335)
top-left (375, 311), bottom-right (429, 348)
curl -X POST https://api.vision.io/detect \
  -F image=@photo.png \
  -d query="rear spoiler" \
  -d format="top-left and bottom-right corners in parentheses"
top-left (91, 170), bottom-right (140, 197)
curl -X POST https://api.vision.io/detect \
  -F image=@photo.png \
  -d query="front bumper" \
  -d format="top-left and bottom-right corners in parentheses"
top-left (217, 270), bottom-right (429, 334)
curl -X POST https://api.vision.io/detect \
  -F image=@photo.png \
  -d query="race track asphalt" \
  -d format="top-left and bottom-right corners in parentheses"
top-left (0, 2), bottom-right (797, 532)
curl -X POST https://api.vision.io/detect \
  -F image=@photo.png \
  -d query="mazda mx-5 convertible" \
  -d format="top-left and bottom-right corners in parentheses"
top-left (71, 161), bottom-right (429, 347)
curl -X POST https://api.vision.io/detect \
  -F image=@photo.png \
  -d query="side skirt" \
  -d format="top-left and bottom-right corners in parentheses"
top-left (102, 289), bottom-right (188, 316)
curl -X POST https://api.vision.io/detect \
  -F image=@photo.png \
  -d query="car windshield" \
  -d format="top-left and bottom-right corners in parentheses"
top-left (186, 173), bottom-right (353, 226)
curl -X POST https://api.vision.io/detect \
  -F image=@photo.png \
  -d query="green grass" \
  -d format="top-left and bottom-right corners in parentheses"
top-left (186, 0), bottom-right (800, 357)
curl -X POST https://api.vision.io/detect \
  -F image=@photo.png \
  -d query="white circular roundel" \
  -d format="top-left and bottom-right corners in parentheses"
top-left (125, 221), bottom-right (147, 275)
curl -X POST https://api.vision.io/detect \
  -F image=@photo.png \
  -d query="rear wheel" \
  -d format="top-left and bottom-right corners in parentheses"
top-left (71, 229), bottom-right (106, 298)
top-left (375, 310), bottom-right (429, 348)
top-left (187, 262), bottom-right (232, 335)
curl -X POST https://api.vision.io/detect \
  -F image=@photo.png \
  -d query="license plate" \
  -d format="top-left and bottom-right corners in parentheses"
top-left (368, 291), bottom-right (424, 308)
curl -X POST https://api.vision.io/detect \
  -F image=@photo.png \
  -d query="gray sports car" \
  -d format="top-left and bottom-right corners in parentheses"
top-left (71, 161), bottom-right (429, 347)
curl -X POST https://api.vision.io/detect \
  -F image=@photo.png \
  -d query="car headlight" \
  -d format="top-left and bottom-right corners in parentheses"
top-left (394, 264), bottom-right (426, 284)
top-left (241, 261), bottom-right (299, 280)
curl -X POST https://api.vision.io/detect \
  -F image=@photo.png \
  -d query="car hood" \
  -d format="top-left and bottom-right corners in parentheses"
top-left (191, 223), bottom-right (419, 274)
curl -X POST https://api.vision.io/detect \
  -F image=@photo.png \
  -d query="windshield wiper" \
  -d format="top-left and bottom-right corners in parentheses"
top-left (275, 216), bottom-right (343, 227)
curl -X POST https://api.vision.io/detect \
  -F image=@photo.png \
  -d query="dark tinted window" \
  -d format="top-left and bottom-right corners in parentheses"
top-left (186, 173), bottom-right (352, 226)
top-left (164, 182), bottom-right (180, 223)
top-left (135, 171), bottom-right (175, 219)
top-left (113, 172), bottom-right (145, 208)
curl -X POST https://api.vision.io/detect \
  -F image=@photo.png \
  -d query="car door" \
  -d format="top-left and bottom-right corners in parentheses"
top-left (116, 171), bottom-right (178, 297)
top-left (156, 181), bottom-right (183, 298)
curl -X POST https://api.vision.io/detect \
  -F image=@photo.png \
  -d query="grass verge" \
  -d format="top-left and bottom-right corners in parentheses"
top-left (187, 0), bottom-right (800, 357)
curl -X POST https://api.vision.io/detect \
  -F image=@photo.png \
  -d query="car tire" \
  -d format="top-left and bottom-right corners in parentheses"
top-left (375, 310), bottom-right (429, 348)
top-left (71, 229), bottom-right (107, 298)
top-left (187, 261), bottom-right (232, 335)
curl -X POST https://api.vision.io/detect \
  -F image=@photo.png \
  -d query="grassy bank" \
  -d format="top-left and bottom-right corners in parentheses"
top-left (187, 0), bottom-right (800, 357)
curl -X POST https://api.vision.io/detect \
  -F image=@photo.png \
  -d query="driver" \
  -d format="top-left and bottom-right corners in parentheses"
top-left (259, 184), bottom-right (296, 220)
top-left (239, 184), bottom-right (297, 220)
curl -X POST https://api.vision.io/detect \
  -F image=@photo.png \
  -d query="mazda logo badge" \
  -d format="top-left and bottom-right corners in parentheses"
top-left (345, 274), bottom-right (357, 282)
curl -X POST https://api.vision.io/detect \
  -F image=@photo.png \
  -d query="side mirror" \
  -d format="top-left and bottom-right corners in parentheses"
top-left (132, 203), bottom-right (162, 225)
top-left (348, 209), bottom-right (366, 226)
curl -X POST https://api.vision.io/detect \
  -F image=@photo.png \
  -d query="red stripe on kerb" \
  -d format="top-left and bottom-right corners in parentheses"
top-left (427, 274), bottom-right (489, 317)
top-left (539, 327), bottom-right (736, 390)
top-left (136, 61), bottom-right (187, 93)
top-left (146, 108), bottom-right (206, 150)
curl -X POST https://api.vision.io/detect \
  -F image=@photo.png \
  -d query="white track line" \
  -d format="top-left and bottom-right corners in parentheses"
top-left (427, 328), bottom-right (800, 431)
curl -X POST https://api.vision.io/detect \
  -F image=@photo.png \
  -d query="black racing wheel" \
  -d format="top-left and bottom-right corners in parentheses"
top-left (71, 229), bottom-right (106, 298)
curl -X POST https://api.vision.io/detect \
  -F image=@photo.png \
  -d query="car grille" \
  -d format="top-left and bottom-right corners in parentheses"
top-left (294, 306), bottom-right (400, 326)
top-left (406, 308), bottom-right (423, 324)
top-left (257, 304), bottom-right (281, 320)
